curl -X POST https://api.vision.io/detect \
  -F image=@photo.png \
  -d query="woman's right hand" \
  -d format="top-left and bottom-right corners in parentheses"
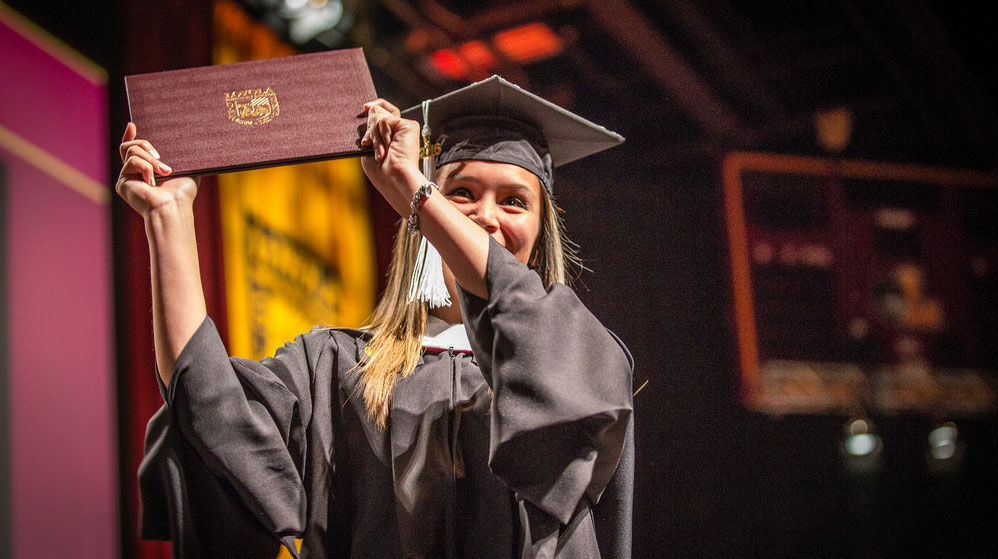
top-left (116, 123), bottom-right (208, 384)
top-left (116, 122), bottom-right (199, 218)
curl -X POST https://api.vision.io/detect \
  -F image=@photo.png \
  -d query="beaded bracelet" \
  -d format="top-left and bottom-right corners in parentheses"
top-left (407, 182), bottom-right (439, 234)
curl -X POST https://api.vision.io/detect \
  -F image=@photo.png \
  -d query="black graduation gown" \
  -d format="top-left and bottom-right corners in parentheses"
top-left (138, 238), bottom-right (634, 558)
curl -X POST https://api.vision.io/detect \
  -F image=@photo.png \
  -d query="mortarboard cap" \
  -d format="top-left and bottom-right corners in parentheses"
top-left (401, 75), bottom-right (624, 193)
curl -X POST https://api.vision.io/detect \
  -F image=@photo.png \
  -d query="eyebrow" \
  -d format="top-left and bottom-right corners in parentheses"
top-left (444, 174), bottom-right (537, 195)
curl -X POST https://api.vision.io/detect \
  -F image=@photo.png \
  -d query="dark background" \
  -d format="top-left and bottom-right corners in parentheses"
top-left (8, 0), bottom-right (996, 557)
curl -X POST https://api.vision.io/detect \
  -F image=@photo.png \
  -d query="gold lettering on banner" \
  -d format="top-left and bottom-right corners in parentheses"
top-left (243, 214), bottom-right (341, 357)
top-left (226, 87), bottom-right (280, 125)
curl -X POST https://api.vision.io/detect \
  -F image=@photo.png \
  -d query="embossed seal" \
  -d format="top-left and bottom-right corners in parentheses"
top-left (226, 87), bottom-right (280, 125)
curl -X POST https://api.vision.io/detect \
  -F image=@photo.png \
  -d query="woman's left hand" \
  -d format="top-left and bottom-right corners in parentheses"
top-left (360, 99), bottom-right (425, 215)
top-left (360, 99), bottom-right (493, 298)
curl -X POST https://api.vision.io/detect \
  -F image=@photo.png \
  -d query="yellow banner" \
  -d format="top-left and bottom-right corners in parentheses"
top-left (214, 0), bottom-right (375, 358)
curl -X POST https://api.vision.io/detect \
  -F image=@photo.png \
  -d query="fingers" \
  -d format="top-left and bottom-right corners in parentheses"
top-left (116, 123), bottom-right (195, 215)
top-left (362, 104), bottom-right (389, 139)
top-left (362, 105), bottom-right (387, 160)
top-left (119, 140), bottom-right (161, 164)
top-left (361, 98), bottom-right (403, 152)
top-left (120, 149), bottom-right (171, 190)
top-left (122, 122), bottom-right (136, 143)
top-left (119, 138), bottom-right (162, 164)
top-left (119, 123), bottom-right (171, 187)
top-left (121, 151), bottom-right (159, 186)
top-left (360, 109), bottom-right (375, 147)
top-left (364, 98), bottom-right (401, 118)
top-left (126, 144), bottom-right (171, 174)
top-left (376, 115), bottom-right (394, 161)
top-left (120, 122), bottom-right (166, 166)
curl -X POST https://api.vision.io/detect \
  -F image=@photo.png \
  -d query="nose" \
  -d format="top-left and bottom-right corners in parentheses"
top-left (471, 199), bottom-right (499, 234)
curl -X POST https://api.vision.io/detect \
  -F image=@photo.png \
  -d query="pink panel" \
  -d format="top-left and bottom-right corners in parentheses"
top-left (1, 13), bottom-right (116, 559)
top-left (0, 22), bottom-right (106, 181)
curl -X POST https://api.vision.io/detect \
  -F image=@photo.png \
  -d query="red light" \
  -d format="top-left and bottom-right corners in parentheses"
top-left (493, 22), bottom-right (563, 64)
top-left (430, 48), bottom-right (468, 80)
top-left (429, 41), bottom-right (497, 81)
top-left (458, 40), bottom-right (496, 73)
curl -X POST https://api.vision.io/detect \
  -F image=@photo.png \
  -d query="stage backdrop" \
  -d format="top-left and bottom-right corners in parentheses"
top-left (214, 0), bottom-right (376, 360)
top-left (0, 4), bottom-right (116, 559)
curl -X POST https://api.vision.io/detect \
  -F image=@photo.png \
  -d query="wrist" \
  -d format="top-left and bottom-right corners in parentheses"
top-left (388, 165), bottom-right (430, 215)
top-left (407, 181), bottom-right (440, 234)
top-left (398, 164), bottom-right (428, 195)
top-left (143, 196), bottom-right (195, 240)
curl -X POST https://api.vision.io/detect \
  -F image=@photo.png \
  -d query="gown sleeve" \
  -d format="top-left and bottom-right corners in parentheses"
top-left (139, 316), bottom-right (326, 558)
top-left (457, 237), bottom-right (634, 529)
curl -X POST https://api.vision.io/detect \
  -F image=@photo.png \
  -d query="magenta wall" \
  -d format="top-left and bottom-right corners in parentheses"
top-left (0, 8), bottom-right (117, 559)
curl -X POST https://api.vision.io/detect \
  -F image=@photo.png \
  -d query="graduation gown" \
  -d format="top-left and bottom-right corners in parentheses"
top-left (139, 238), bottom-right (634, 558)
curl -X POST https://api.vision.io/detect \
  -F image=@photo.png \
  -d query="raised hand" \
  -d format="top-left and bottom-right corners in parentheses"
top-left (359, 99), bottom-right (425, 216)
top-left (115, 122), bottom-right (207, 385)
top-left (116, 122), bottom-right (199, 218)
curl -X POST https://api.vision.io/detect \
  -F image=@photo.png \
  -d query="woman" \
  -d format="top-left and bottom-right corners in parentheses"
top-left (119, 76), bottom-right (633, 559)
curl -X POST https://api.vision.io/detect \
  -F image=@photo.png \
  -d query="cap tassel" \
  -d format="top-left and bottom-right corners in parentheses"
top-left (408, 236), bottom-right (451, 308)
top-left (407, 99), bottom-right (451, 309)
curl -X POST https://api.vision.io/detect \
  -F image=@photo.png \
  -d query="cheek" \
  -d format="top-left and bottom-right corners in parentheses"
top-left (505, 214), bottom-right (542, 262)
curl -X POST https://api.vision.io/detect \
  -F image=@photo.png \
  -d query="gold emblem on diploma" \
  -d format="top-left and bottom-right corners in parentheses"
top-left (226, 87), bottom-right (280, 125)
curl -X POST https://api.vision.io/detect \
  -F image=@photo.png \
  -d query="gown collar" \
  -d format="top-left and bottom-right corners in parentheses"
top-left (422, 315), bottom-right (472, 353)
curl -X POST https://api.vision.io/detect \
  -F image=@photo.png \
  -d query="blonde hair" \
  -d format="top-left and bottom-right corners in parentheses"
top-left (359, 179), bottom-right (578, 429)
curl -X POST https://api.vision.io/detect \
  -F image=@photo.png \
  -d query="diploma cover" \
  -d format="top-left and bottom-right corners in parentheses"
top-left (125, 48), bottom-right (377, 176)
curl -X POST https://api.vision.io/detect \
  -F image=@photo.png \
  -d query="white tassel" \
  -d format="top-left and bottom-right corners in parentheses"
top-left (408, 236), bottom-right (451, 308)
top-left (406, 98), bottom-right (451, 309)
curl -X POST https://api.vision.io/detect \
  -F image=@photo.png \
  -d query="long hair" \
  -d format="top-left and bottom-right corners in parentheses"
top-left (358, 182), bottom-right (578, 429)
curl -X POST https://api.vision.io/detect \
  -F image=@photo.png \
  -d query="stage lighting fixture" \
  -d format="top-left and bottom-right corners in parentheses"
top-left (926, 421), bottom-right (963, 474)
top-left (493, 22), bottom-right (563, 64)
top-left (240, 0), bottom-right (352, 49)
top-left (842, 417), bottom-right (883, 474)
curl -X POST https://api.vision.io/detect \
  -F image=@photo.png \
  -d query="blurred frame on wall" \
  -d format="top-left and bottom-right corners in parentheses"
top-left (724, 152), bottom-right (998, 417)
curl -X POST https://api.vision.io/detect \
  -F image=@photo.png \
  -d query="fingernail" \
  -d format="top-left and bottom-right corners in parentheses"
top-left (150, 148), bottom-right (161, 159)
top-left (159, 163), bottom-right (172, 173)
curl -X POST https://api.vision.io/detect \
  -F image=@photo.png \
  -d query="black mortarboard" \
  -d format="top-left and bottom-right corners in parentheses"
top-left (401, 75), bottom-right (624, 193)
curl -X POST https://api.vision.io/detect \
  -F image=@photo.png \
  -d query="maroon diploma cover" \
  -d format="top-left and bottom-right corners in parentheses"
top-left (125, 48), bottom-right (377, 176)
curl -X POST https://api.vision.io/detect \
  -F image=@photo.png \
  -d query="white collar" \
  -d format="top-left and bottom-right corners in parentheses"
top-left (422, 315), bottom-right (472, 353)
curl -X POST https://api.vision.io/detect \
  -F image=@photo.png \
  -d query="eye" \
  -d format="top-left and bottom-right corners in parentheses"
top-left (445, 186), bottom-right (473, 200)
top-left (502, 196), bottom-right (527, 209)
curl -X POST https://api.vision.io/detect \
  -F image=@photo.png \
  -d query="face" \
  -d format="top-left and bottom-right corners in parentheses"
top-left (438, 160), bottom-right (544, 265)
